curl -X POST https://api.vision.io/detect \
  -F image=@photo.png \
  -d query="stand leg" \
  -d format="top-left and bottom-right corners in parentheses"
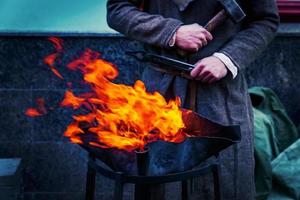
top-left (114, 172), bottom-right (124, 200)
top-left (135, 184), bottom-right (150, 200)
top-left (135, 184), bottom-right (164, 200)
top-left (181, 180), bottom-right (188, 200)
top-left (212, 164), bottom-right (221, 200)
top-left (85, 157), bottom-right (96, 200)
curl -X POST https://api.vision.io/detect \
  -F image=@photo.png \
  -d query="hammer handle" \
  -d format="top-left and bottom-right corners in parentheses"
top-left (178, 9), bottom-right (228, 56)
top-left (204, 9), bottom-right (228, 32)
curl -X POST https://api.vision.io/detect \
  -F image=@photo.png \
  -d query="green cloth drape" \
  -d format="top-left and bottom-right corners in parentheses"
top-left (249, 87), bottom-right (299, 200)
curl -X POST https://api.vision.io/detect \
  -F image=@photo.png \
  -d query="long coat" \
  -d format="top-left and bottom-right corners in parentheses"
top-left (106, 0), bottom-right (279, 199)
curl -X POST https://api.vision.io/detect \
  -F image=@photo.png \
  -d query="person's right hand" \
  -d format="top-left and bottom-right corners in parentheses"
top-left (175, 23), bottom-right (213, 53)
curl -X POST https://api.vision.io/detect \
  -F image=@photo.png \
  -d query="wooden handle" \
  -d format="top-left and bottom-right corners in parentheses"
top-left (204, 9), bottom-right (228, 32)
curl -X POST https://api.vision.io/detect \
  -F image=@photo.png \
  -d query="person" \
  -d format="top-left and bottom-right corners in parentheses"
top-left (106, 0), bottom-right (279, 199)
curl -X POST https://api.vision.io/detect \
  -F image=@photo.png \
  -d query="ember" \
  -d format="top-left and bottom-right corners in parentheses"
top-left (25, 98), bottom-right (47, 117)
top-left (27, 38), bottom-right (189, 152)
top-left (44, 37), bottom-right (64, 79)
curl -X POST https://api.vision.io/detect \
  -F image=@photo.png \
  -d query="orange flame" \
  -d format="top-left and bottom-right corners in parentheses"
top-left (61, 49), bottom-right (187, 152)
top-left (25, 108), bottom-right (44, 117)
top-left (25, 98), bottom-right (47, 117)
top-left (34, 38), bottom-right (189, 152)
top-left (60, 90), bottom-right (85, 110)
top-left (44, 37), bottom-right (64, 79)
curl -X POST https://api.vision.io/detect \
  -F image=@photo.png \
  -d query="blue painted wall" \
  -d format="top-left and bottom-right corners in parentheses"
top-left (0, 0), bottom-right (114, 33)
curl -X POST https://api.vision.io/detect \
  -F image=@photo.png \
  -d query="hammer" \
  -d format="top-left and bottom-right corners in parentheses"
top-left (178, 0), bottom-right (246, 56)
top-left (204, 0), bottom-right (246, 32)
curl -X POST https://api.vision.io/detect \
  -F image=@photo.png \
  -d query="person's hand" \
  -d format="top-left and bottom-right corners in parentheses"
top-left (175, 23), bottom-right (213, 53)
top-left (191, 56), bottom-right (228, 83)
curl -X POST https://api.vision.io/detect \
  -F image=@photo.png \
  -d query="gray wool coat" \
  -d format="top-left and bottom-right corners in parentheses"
top-left (106, 0), bottom-right (279, 199)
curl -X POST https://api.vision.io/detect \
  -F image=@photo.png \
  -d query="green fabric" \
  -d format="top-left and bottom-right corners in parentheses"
top-left (249, 87), bottom-right (299, 200)
top-left (268, 139), bottom-right (300, 200)
top-left (253, 108), bottom-right (278, 200)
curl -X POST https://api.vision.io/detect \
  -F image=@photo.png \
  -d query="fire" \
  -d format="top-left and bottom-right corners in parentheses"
top-left (60, 90), bottom-right (85, 110)
top-left (25, 108), bottom-right (44, 117)
top-left (29, 37), bottom-right (189, 152)
top-left (63, 49), bottom-right (186, 151)
top-left (25, 98), bottom-right (47, 117)
top-left (44, 37), bottom-right (64, 79)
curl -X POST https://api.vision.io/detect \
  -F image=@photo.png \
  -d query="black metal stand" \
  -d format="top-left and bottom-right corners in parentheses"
top-left (85, 155), bottom-right (96, 200)
top-left (181, 180), bottom-right (188, 200)
top-left (85, 153), bottom-right (221, 200)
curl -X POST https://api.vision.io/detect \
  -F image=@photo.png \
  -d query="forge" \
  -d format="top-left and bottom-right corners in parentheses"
top-left (26, 38), bottom-right (241, 200)
top-left (79, 109), bottom-right (240, 176)
top-left (82, 110), bottom-right (240, 200)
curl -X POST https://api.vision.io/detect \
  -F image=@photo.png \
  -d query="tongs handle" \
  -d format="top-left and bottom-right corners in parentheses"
top-left (126, 51), bottom-right (194, 73)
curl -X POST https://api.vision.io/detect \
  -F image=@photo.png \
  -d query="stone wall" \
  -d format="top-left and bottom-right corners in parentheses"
top-left (0, 35), bottom-right (299, 200)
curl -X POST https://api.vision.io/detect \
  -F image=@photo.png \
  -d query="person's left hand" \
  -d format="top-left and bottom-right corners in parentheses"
top-left (190, 56), bottom-right (228, 83)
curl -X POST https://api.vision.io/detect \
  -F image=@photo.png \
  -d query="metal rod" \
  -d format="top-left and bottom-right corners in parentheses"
top-left (213, 164), bottom-right (222, 200)
top-left (85, 154), bottom-right (96, 200)
top-left (181, 180), bottom-right (188, 200)
top-left (114, 172), bottom-right (124, 200)
top-left (135, 147), bottom-right (149, 176)
top-left (90, 157), bottom-right (218, 184)
top-left (134, 147), bottom-right (150, 200)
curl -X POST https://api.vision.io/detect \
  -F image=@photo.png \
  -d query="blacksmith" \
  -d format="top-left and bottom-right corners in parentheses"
top-left (106, 0), bottom-right (279, 199)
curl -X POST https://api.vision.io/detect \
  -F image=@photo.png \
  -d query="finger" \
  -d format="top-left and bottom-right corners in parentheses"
top-left (197, 70), bottom-right (210, 81)
top-left (191, 37), bottom-right (203, 48)
top-left (197, 65), bottom-right (211, 78)
top-left (199, 35), bottom-right (208, 46)
top-left (187, 37), bottom-right (202, 52)
top-left (186, 43), bottom-right (199, 53)
top-left (208, 77), bottom-right (218, 84)
top-left (190, 62), bottom-right (205, 78)
top-left (197, 43), bottom-right (203, 50)
top-left (193, 34), bottom-right (207, 47)
top-left (202, 73), bottom-right (213, 82)
top-left (202, 30), bottom-right (213, 41)
top-left (191, 45), bottom-right (200, 52)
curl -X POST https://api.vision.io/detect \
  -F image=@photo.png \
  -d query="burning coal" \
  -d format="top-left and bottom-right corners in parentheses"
top-left (26, 38), bottom-right (189, 152)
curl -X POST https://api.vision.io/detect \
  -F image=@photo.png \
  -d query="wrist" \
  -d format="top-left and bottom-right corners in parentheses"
top-left (212, 53), bottom-right (238, 79)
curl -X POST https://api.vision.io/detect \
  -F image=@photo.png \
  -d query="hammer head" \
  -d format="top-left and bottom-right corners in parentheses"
top-left (218, 0), bottom-right (246, 23)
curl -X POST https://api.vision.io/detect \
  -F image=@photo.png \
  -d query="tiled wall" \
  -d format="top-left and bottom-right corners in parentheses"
top-left (0, 36), bottom-right (299, 200)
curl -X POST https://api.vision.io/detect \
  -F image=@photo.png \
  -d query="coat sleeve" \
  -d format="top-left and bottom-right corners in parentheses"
top-left (218, 0), bottom-right (280, 71)
top-left (106, 0), bottom-right (183, 48)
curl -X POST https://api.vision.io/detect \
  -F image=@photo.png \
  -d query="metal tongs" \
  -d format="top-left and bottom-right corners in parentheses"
top-left (126, 51), bottom-right (195, 79)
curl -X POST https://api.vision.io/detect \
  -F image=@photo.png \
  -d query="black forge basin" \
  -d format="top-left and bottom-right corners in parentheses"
top-left (80, 110), bottom-right (241, 176)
